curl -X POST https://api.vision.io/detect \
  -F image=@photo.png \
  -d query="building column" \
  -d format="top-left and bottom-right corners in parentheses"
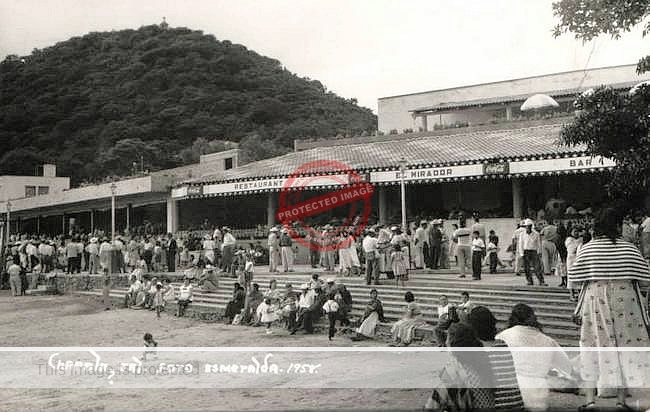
top-left (36, 216), bottom-right (40, 234)
top-left (505, 106), bottom-right (513, 121)
top-left (512, 177), bottom-right (524, 219)
top-left (126, 203), bottom-right (132, 232)
top-left (62, 215), bottom-right (66, 234)
top-left (267, 193), bottom-right (277, 227)
top-left (90, 210), bottom-right (94, 233)
top-left (378, 186), bottom-right (388, 225)
top-left (166, 198), bottom-right (179, 234)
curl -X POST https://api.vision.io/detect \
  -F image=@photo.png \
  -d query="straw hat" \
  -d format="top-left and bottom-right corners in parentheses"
top-left (269, 227), bottom-right (279, 232)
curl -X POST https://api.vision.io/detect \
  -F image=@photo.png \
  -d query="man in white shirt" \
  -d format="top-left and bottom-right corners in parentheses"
top-left (414, 221), bottom-right (428, 269)
top-left (434, 295), bottom-right (452, 346)
top-left (512, 221), bottom-right (527, 276)
top-left (38, 240), bottom-right (54, 273)
top-left (457, 291), bottom-right (474, 321)
top-left (471, 231), bottom-right (485, 280)
top-left (517, 219), bottom-right (546, 286)
top-left (25, 240), bottom-right (38, 271)
top-left (176, 277), bottom-right (194, 317)
top-left (453, 223), bottom-right (472, 278)
top-left (86, 238), bottom-right (100, 274)
top-left (267, 227), bottom-right (280, 273)
top-left (7, 261), bottom-right (22, 297)
top-left (362, 230), bottom-right (379, 285)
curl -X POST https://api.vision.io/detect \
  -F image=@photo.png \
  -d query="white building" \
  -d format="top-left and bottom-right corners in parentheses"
top-left (0, 164), bottom-right (69, 202)
top-left (377, 64), bottom-right (650, 134)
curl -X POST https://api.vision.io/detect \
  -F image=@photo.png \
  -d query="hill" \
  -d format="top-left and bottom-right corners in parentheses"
top-left (0, 24), bottom-right (377, 185)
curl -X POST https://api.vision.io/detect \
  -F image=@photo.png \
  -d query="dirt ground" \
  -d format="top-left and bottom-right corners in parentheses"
top-left (0, 292), bottom-right (646, 411)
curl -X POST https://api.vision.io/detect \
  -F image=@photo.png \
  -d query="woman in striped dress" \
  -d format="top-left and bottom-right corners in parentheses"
top-left (568, 208), bottom-right (650, 411)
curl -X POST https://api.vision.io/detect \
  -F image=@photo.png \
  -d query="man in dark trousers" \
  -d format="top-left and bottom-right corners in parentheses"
top-left (429, 220), bottom-right (443, 269)
top-left (166, 233), bottom-right (177, 272)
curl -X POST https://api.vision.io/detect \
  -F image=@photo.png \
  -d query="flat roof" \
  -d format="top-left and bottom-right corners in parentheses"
top-left (378, 63), bottom-right (638, 101)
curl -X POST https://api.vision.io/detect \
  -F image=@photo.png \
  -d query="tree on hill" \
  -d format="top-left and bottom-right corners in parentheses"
top-left (0, 24), bottom-right (376, 184)
top-left (553, 0), bottom-right (650, 201)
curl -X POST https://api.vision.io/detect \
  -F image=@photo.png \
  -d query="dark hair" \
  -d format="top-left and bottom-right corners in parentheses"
top-left (472, 231), bottom-right (480, 236)
top-left (269, 279), bottom-right (277, 288)
top-left (234, 282), bottom-right (241, 290)
top-left (143, 333), bottom-right (153, 342)
top-left (469, 306), bottom-right (497, 341)
top-left (156, 283), bottom-right (162, 290)
top-left (508, 303), bottom-right (542, 331)
top-left (461, 291), bottom-right (469, 298)
top-left (447, 322), bottom-right (494, 387)
top-left (370, 288), bottom-right (378, 295)
top-left (593, 207), bottom-right (621, 243)
top-left (252, 283), bottom-right (259, 290)
top-left (328, 292), bottom-right (336, 300)
top-left (312, 273), bottom-right (319, 279)
top-left (404, 291), bottom-right (415, 302)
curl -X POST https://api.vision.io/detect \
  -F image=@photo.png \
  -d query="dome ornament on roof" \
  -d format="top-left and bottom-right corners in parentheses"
top-left (520, 94), bottom-right (560, 112)
top-left (160, 17), bottom-right (169, 29)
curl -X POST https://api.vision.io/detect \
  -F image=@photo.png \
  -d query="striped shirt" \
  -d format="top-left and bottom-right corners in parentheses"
top-left (489, 340), bottom-right (525, 411)
top-left (567, 237), bottom-right (650, 283)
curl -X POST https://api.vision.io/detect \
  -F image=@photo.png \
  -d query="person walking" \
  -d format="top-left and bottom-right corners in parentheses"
top-left (568, 207), bottom-right (650, 411)
top-left (518, 219), bottom-right (546, 286)
top-left (540, 221), bottom-right (559, 279)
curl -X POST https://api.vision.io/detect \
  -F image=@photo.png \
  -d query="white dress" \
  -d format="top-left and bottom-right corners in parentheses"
top-left (565, 237), bottom-right (582, 289)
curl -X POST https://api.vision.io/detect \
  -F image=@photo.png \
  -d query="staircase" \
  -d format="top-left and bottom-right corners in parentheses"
top-left (76, 269), bottom-right (580, 346)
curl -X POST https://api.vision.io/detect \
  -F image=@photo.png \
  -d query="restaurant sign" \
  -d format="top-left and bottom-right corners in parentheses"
top-left (370, 164), bottom-right (485, 183)
top-left (201, 173), bottom-right (353, 196)
top-left (509, 155), bottom-right (616, 175)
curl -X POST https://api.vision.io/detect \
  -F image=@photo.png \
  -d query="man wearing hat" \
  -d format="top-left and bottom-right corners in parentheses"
top-left (429, 220), bottom-right (443, 270)
top-left (517, 219), bottom-right (546, 286)
top-left (414, 221), bottom-right (428, 269)
top-left (86, 237), bottom-right (100, 274)
top-left (221, 227), bottom-right (237, 275)
top-left (511, 220), bottom-right (527, 276)
top-left (278, 228), bottom-right (293, 272)
top-left (38, 238), bottom-right (54, 274)
top-left (267, 227), bottom-right (280, 273)
top-left (324, 277), bottom-right (337, 295)
top-left (362, 229), bottom-right (379, 285)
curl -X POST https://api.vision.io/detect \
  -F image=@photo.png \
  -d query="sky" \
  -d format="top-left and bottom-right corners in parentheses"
top-left (0, 0), bottom-right (647, 112)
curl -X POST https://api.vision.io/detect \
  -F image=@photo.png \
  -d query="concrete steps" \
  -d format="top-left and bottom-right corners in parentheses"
top-left (81, 268), bottom-right (580, 344)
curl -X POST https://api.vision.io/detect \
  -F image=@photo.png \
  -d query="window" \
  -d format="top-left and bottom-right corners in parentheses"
top-left (25, 186), bottom-right (36, 197)
top-left (224, 157), bottom-right (233, 170)
top-left (38, 186), bottom-right (49, 195)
